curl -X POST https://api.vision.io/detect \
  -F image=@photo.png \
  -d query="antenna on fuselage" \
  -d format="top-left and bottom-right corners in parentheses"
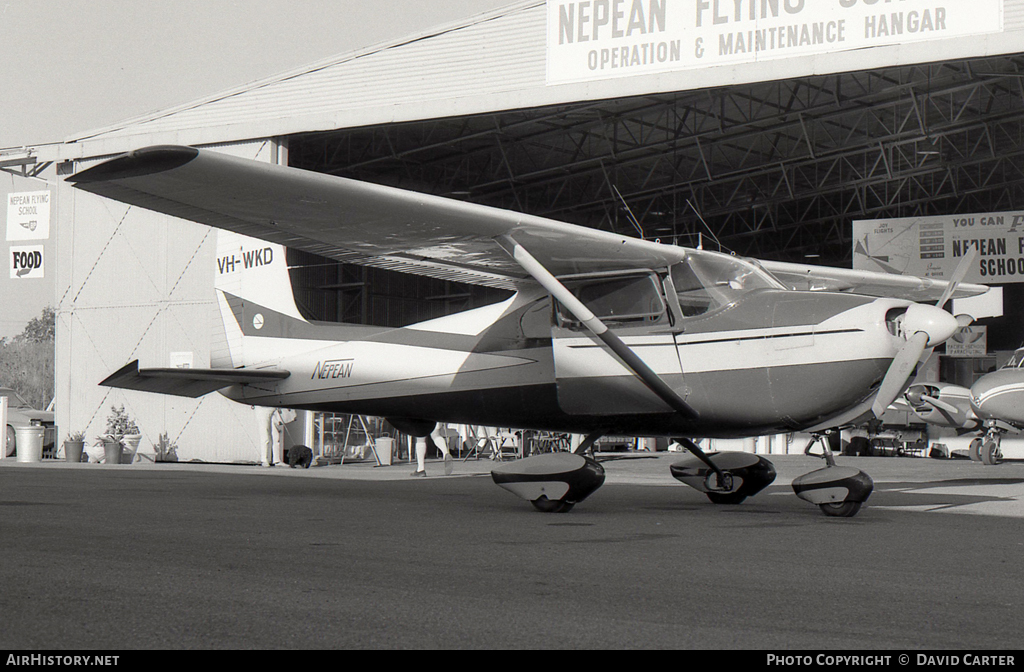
top-left (612, 185), bottom-right (645, 240)
top-left (686, 199), bottom-right (724, 253)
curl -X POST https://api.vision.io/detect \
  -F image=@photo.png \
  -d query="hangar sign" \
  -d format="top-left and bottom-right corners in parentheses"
top-left (6, 190), bottom-right (51, 241)
top-left (546, 0), bottom-right (1004, 85)
top-left (853, 211), bottom-right (1024, 285)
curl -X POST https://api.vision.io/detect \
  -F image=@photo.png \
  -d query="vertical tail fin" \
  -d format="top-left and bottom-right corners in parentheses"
top-left (211, 230), bottom-right (307, 368)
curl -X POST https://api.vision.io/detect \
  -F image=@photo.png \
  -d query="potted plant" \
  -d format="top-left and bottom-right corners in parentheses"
top-left (63, 431), bottom-right (86, 463)
top-left (153, 432), bottom-right (178, 462)
top-left (97, 405), bottom-right (140, 464)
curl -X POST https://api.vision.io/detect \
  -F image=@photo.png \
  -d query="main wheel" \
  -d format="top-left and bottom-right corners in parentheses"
top-left (531, 497), bottom-right (574, 513)
top-left (981, 439), bottom-right (1002, 465)
top-left (968, 438), bottom-right (983, 462)
top-left (706, 491), bottom-right (747, 505)
top-left (5, 426), bottom-right (14, 458)
top-left (819, 501), bottom-right (862, 517)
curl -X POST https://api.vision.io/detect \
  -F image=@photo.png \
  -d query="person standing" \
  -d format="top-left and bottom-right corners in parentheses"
top-left (411, 424), bottom-right (453, 477)
top-left (253, 405), bottom-right (275, 467)
top-left (254, 406), bottom-right (297, 466)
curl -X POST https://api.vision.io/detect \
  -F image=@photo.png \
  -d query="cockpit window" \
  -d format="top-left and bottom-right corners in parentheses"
top-left (670, 251), bottom-right (782, 317)
top-left (1007, 349), bottom-right (1024, 368)
top-left (558, 272), bottom-right (666, 325)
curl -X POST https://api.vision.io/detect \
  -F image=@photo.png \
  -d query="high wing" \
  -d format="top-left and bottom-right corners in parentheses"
top-left (69, 145), bottom-right (688, 289)
top-left (100, 360), bottom-right (290, 398)
top-left (70, 145), bottom-right (988, 301)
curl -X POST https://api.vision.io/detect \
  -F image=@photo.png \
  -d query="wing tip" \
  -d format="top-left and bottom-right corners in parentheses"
top-left (70, 145), bottom-right (199, 184)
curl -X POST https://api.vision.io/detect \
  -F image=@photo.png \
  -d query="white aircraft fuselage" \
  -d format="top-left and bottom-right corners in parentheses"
top-left (217, 286), bottom-right (914, 438)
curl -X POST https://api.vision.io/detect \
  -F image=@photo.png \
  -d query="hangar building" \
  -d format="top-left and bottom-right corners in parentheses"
top-left (5, 0), bottom-right (1024, 462)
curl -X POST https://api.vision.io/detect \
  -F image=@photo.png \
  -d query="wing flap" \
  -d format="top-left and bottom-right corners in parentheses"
top-left (100, 360), bottom-right (290, 398)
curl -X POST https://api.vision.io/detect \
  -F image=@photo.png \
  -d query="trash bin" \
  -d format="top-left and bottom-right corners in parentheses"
top-left (374, 437), bottom-right (394, 466)
top-left (15, 426), bottom-right (45, 463)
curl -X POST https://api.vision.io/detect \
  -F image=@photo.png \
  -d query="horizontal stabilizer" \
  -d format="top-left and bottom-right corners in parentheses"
top-left (100, 360), bottom-right (290, 398)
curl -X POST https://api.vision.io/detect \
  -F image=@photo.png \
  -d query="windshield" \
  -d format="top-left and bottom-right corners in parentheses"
top-left (670, 250), bottom-right (782, 317)
top-left (0, 389), bottom-right (32, 409)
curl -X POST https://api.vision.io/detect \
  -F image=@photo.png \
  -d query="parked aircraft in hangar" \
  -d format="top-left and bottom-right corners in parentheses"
top-left (901, 346), bottom-right (1024, 465)
top-left (70, 146), bottom-right (987, 517)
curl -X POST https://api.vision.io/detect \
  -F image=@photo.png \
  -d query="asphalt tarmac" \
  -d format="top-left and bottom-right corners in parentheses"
top-left (1, 453), bottom-right (1023, 650)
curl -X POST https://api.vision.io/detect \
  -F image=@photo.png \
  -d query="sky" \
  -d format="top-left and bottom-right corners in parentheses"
top-left (0, 0), bottom-right (513, 338)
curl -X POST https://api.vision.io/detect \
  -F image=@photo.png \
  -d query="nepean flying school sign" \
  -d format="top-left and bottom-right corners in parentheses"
top-left (6, 190), bottom-right (50, 280)
top-left (853, 212), bottom-right (1024, 285)
top-left (545, 0), bottom-right (1004, 85)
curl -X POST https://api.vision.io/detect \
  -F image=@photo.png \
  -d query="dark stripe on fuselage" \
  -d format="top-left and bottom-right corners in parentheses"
top-left (566, 328), bottom-right (864, 349)
top-left (243, 357), bottom-right (888, 437)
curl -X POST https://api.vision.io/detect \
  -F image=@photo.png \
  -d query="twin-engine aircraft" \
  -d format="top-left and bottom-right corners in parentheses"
top-left (71, 146), bottom-right (987, 517)
top-left (902, 346), bottom-right (1024, 465)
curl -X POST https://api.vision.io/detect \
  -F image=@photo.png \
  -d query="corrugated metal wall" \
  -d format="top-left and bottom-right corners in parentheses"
top-left (57, 0), bottom-right (1024, 160)
top-left (55, 140), bottom-right (284, 463)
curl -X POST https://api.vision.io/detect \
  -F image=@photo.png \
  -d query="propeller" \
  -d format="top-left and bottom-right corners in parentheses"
top-left (905, 384), bottom-right (965, 426)
top-left (870, 246), bottom-right (978, 418)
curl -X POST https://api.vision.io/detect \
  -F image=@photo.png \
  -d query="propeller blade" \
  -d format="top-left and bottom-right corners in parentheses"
top-left (955, 314), bottom-right (975, 327)
top-left (872, 331), bottom-right (929, 417)
top-left (920, 394), bottom-right (962, 417)
top-left (935, 245), bottom-right (978, 310)
top-left (919, 395), bottom-right (964, 426)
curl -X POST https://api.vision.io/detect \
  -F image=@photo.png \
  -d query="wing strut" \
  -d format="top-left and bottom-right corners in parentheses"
top-left (497, 235), bottom-right (698, 421)
top-left (497, 235), bottom-right (731, 486)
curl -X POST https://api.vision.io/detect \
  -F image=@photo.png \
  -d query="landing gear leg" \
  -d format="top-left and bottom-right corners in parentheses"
top-left (973, 425), bottom-right (1005, 465)
top-left (792, 430), bottom-right (874, 518)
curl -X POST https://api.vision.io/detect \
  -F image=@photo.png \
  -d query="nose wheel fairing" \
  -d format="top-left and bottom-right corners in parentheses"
top-left (792, 467), bottom-right (874, 509)
top-left (791, 433), bottom-right (874, 517)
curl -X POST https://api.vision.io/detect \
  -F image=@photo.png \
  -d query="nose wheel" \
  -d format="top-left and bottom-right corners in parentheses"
top-left (969, 430), bottom-right (1003, 465)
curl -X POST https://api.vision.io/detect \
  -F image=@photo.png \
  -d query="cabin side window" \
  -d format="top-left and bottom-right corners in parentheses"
top-left (556, 272), bottom-right (667, 327)
top-left (670, 263), bottom-right (718, 317)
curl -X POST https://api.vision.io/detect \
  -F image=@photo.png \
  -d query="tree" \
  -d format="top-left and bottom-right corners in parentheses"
top-left (19, 306), bottom-right (55, 343)
top-left (0, 307), bottom-right (55, 409)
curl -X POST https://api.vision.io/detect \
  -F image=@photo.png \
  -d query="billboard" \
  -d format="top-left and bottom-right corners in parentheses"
top-left (853, 211), bottom-right (1024, 285)
top-left (546, 0), bottom-right (1004, 85)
